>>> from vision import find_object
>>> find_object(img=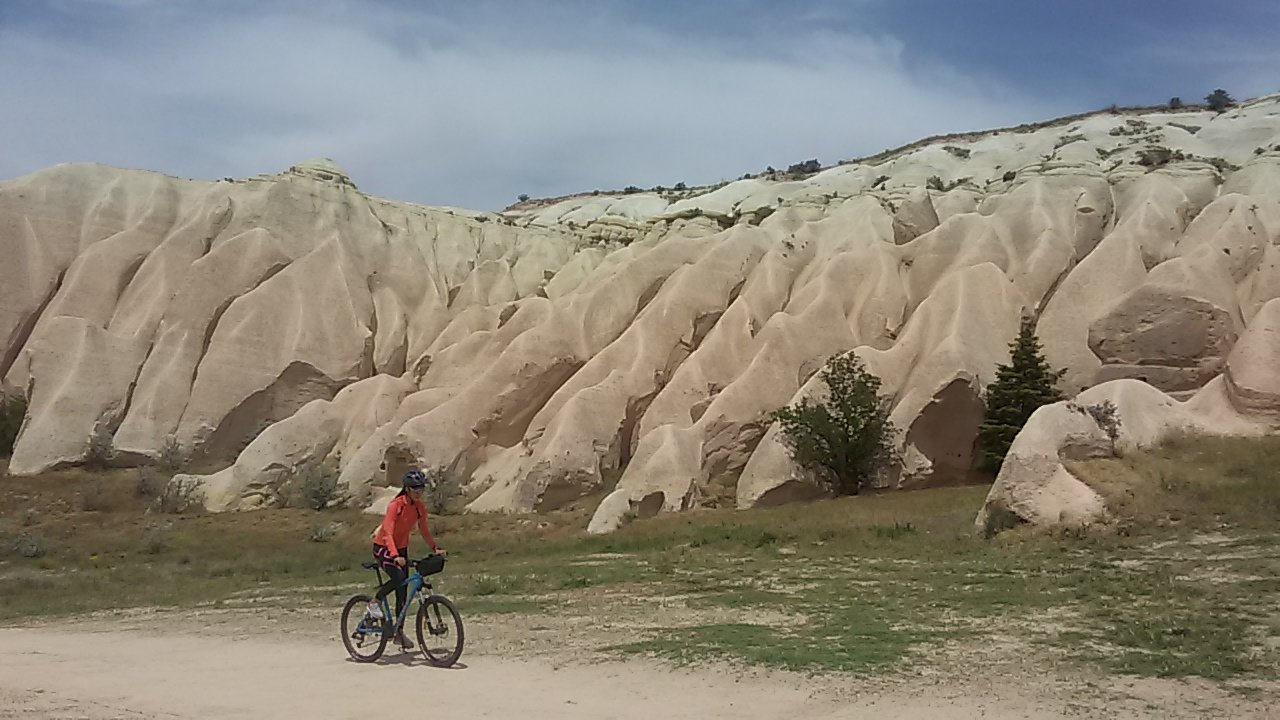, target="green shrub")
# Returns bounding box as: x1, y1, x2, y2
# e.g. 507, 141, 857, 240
1204, 89, 1234, 113
1082, 400, 1121, 455
978, 319, 1065, 474
772, 353, 896, 496
279, 458, 341, 510
786, 159, 821, 176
